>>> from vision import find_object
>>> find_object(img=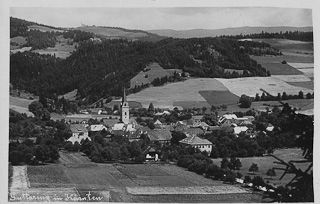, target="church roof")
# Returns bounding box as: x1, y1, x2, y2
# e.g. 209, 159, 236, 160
179, 135, 212, 145
122, 88, 127, 103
